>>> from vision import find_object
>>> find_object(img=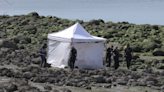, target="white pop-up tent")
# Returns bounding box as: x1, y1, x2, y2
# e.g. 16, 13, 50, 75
47, 22, 107, 69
